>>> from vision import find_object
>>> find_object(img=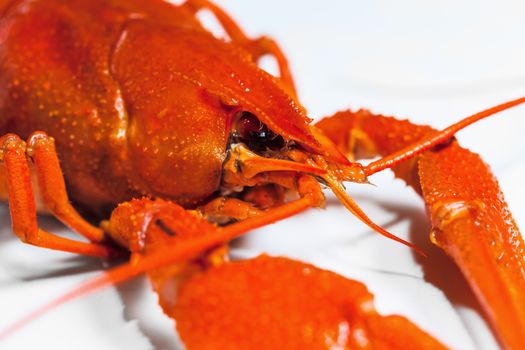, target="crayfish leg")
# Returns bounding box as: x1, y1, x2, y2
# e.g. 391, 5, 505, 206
181, 0, 298, 97
171, 255, 447, 349
0, 132, 115, 258
316, 109, 525, 349
200, 197, 263, 223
